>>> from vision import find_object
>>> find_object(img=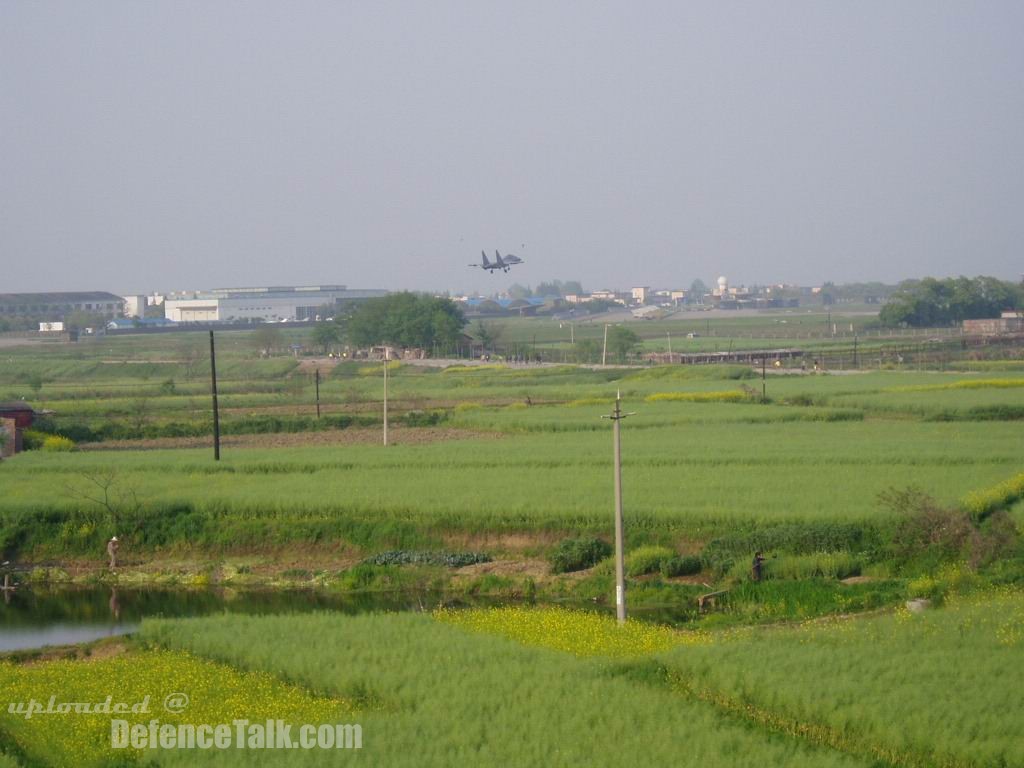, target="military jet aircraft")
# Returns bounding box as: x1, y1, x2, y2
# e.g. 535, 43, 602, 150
468, 250, 524, 273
